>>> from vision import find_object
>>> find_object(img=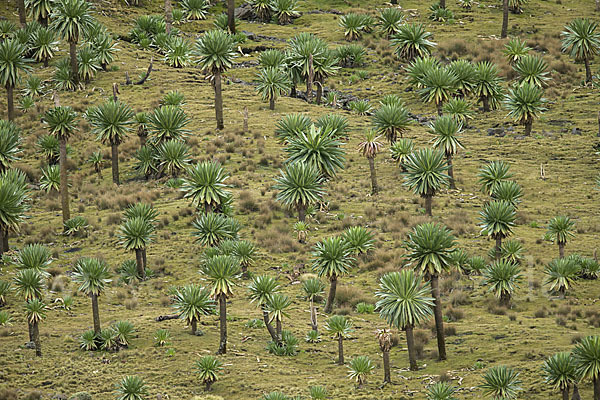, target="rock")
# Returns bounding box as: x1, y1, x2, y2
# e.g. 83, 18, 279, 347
25, 341, 35, 349
514, 135, 527, 140
487, 127, 505, 136
52, 394, 67, 400
194, 329, 205, 336
572, 127, 582, 135
234, 3, 254, 20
